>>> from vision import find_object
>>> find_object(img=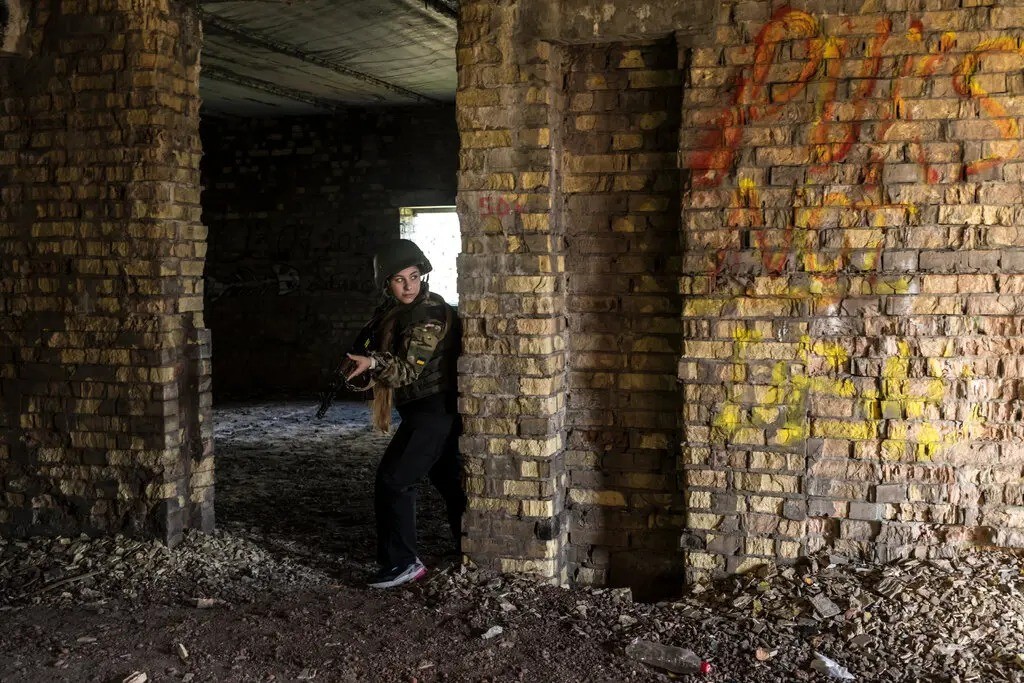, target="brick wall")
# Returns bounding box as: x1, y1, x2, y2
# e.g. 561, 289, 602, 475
458, 0, 1024, 591
200, 107, 458, 398
680, 0, 1024, 581
457, 0, 568, 582
0, 0, 211, 544
561, 40, 685, 599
